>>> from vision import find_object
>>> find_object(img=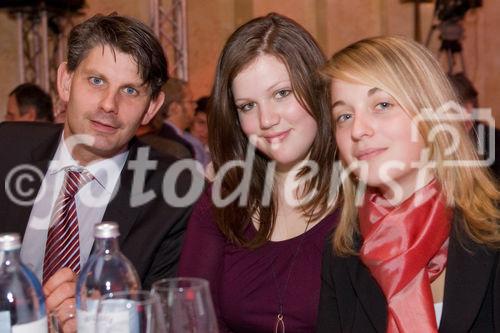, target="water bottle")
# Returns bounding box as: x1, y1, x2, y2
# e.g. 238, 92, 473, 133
0, 233, 47, 333
76, 222, 140, 332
